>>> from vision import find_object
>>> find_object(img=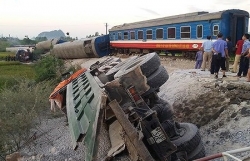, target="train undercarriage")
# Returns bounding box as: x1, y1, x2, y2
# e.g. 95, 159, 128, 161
111, 48, 197, 60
